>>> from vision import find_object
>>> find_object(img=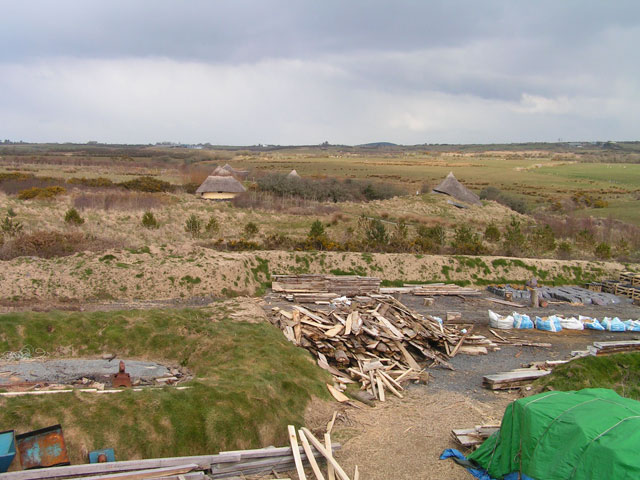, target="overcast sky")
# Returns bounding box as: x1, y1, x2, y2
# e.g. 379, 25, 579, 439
1, 1, 638, 145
